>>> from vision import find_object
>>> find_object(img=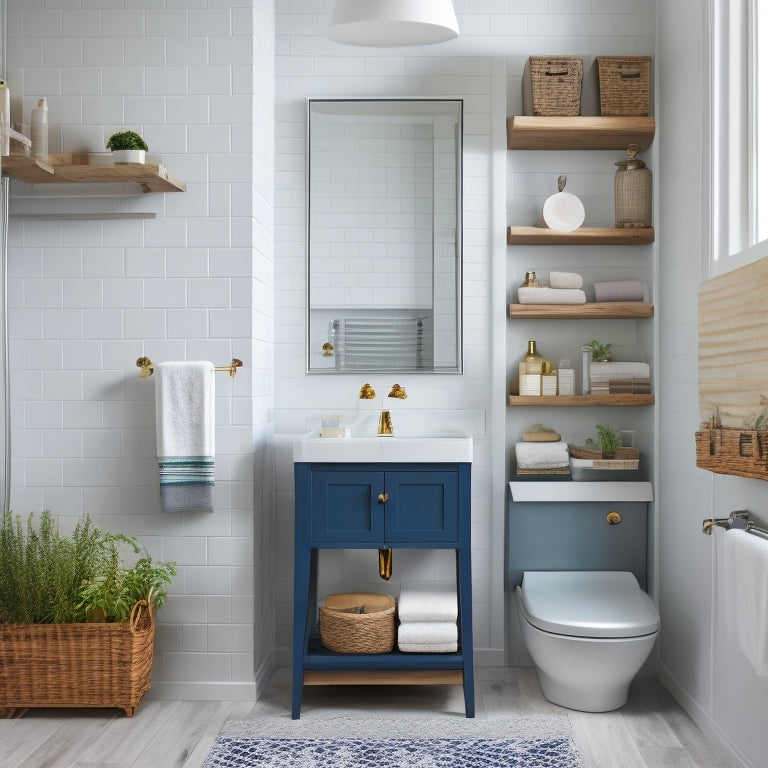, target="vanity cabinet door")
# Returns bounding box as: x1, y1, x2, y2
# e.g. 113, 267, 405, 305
385, 470, 460, 545
310, 469, 385, 544
307, 467, 460, 546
